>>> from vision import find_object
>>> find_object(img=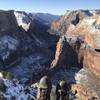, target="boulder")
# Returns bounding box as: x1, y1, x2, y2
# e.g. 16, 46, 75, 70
37, 75, 52, 100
